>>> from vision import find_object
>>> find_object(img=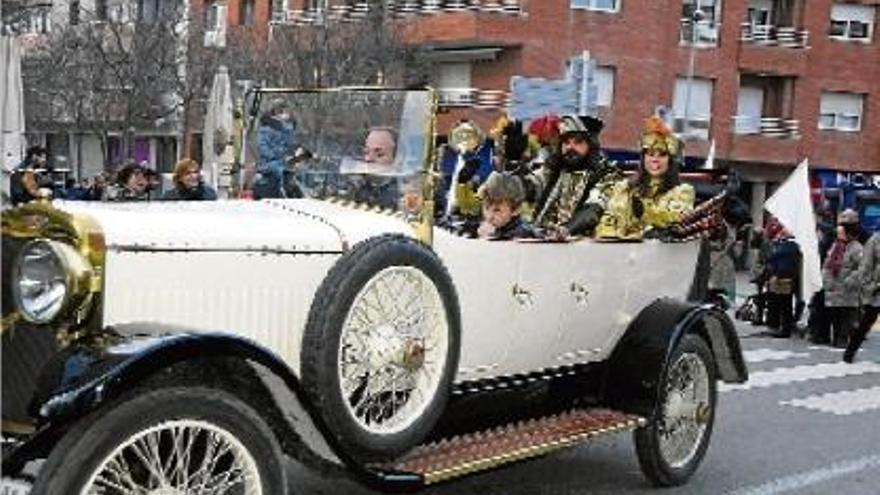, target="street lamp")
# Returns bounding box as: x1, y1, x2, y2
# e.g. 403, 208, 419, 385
682, 7, 706, 140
